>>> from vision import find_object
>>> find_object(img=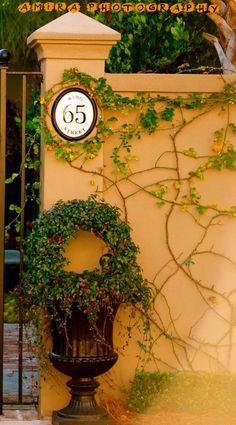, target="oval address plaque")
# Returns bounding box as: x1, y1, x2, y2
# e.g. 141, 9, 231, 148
51, 88, 98, 141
